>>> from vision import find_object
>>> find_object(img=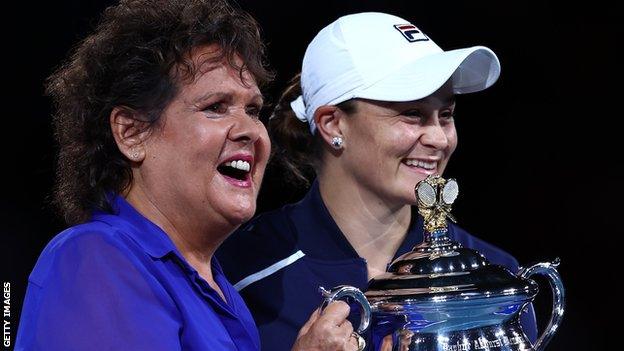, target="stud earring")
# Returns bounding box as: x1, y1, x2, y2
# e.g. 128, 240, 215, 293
331, 136, 344, 149
131, 151, 139, 159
